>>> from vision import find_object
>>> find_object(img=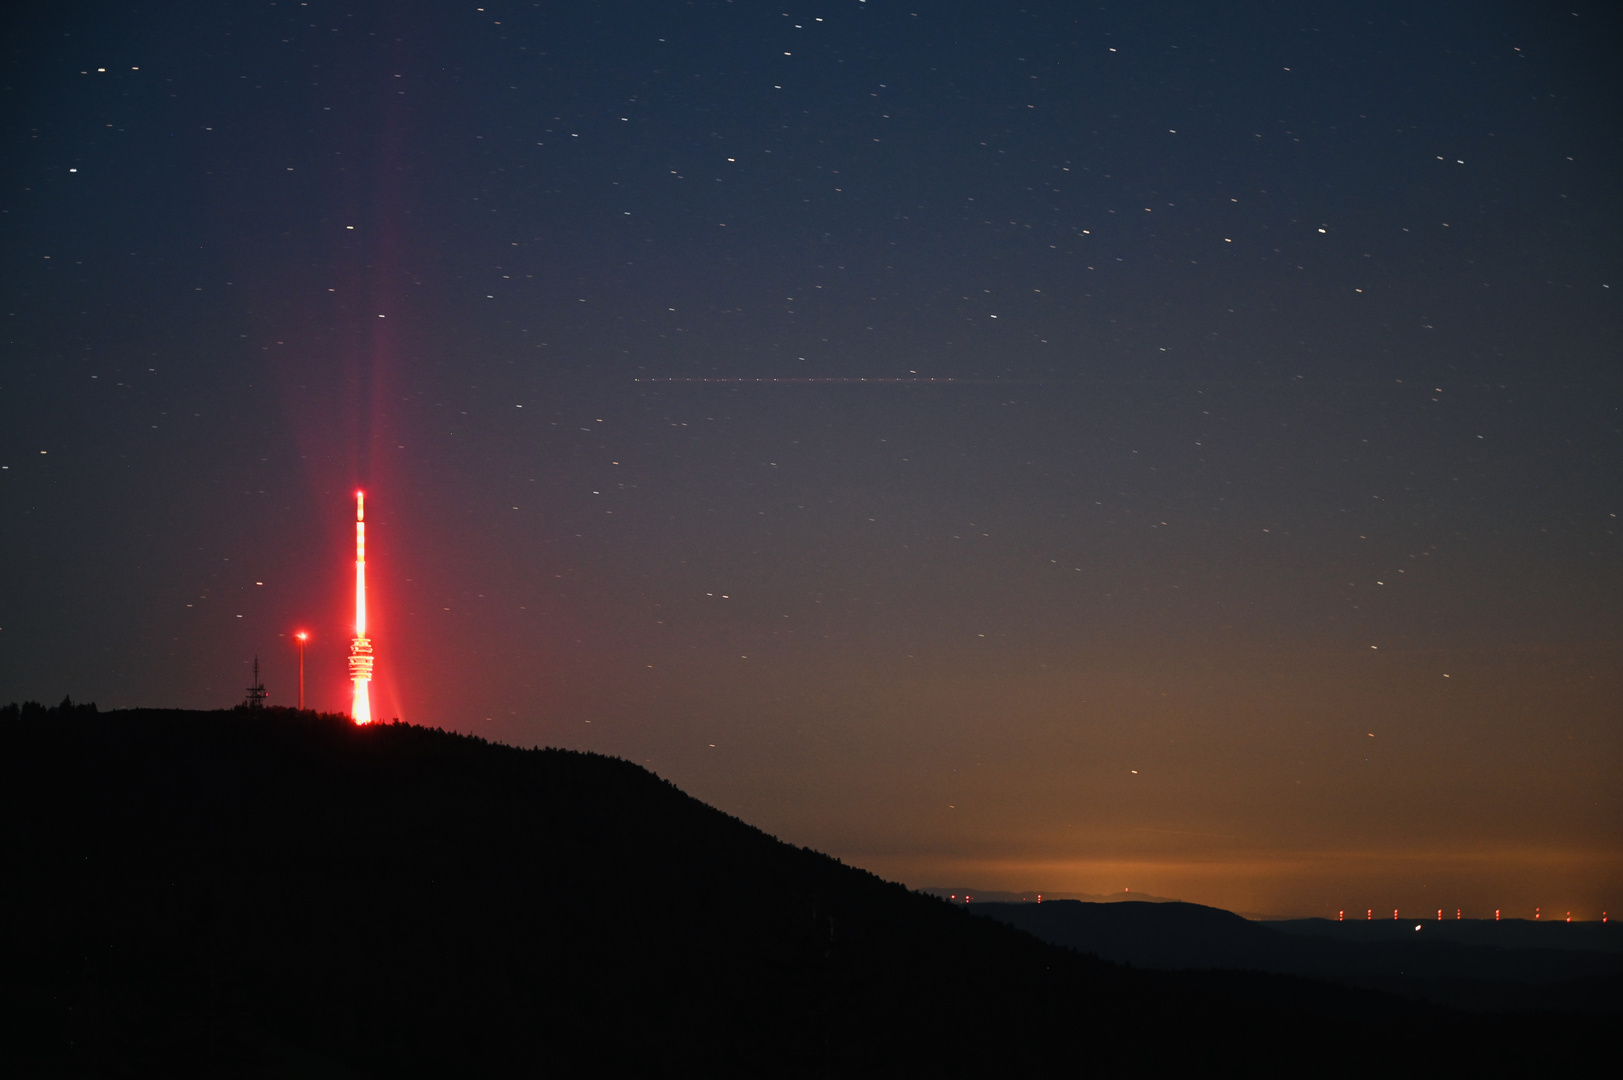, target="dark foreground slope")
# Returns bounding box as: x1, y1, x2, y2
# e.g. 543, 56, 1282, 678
0, 704, 1604, 1077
